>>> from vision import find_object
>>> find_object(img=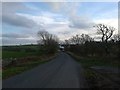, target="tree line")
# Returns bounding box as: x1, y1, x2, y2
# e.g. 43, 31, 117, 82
64, 24, 120, 59
37, 24, 120, 59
